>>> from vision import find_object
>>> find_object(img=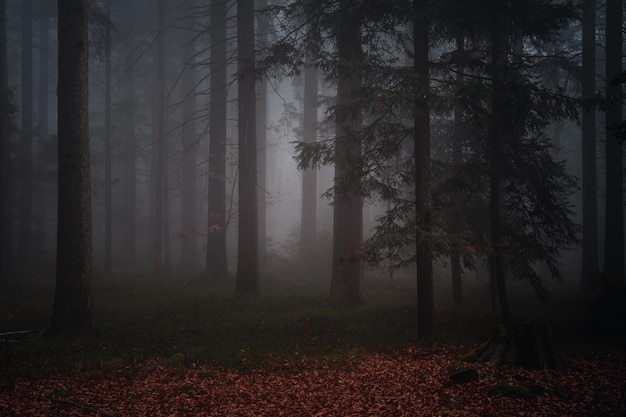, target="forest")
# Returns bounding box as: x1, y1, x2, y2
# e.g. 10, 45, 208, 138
0, 0, 625, 415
